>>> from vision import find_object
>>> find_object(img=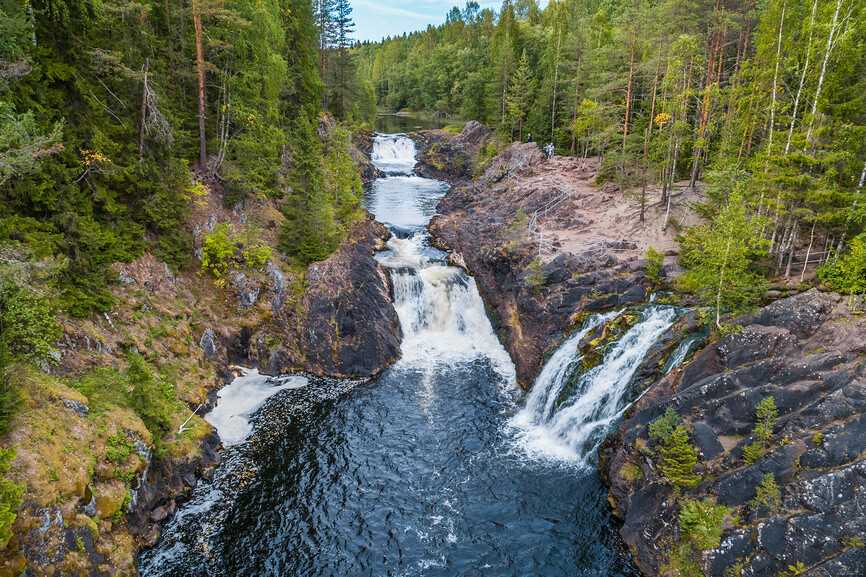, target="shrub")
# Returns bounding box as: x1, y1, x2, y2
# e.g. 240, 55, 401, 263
0, 448, 24, 550
752, 473, 781, 513
524, 257, 546, 290
201, 224, 237, 279
649, 409, 701, 488
105, 433, 134, 464
127, 352, 178, 440
242, 244, 272, 270
679, 498, 731, 551
744, 396, 777, 464
645, 246, 664, 285
818, 233, 866, 295
649, 407, 681, 443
